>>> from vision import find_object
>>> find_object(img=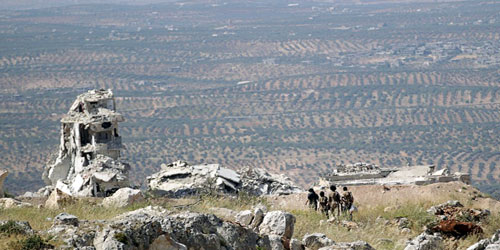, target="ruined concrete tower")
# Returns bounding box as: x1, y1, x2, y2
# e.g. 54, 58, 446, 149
43, 89, 130, 197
